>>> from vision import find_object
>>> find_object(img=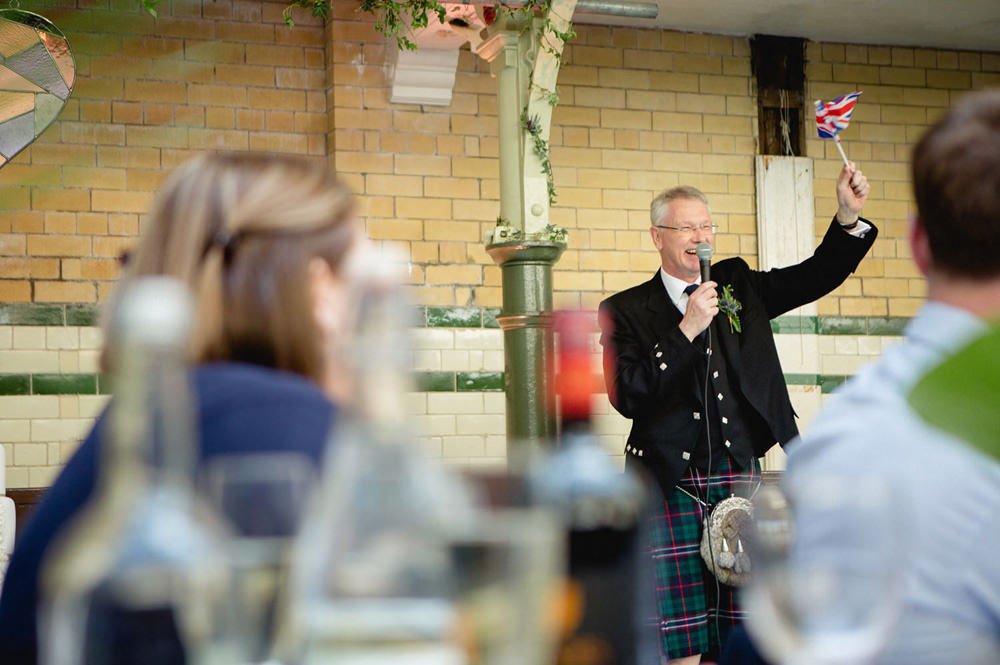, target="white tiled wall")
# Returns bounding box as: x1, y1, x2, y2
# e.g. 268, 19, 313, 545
0, 324, 906, 487
0, 394, 104, 488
